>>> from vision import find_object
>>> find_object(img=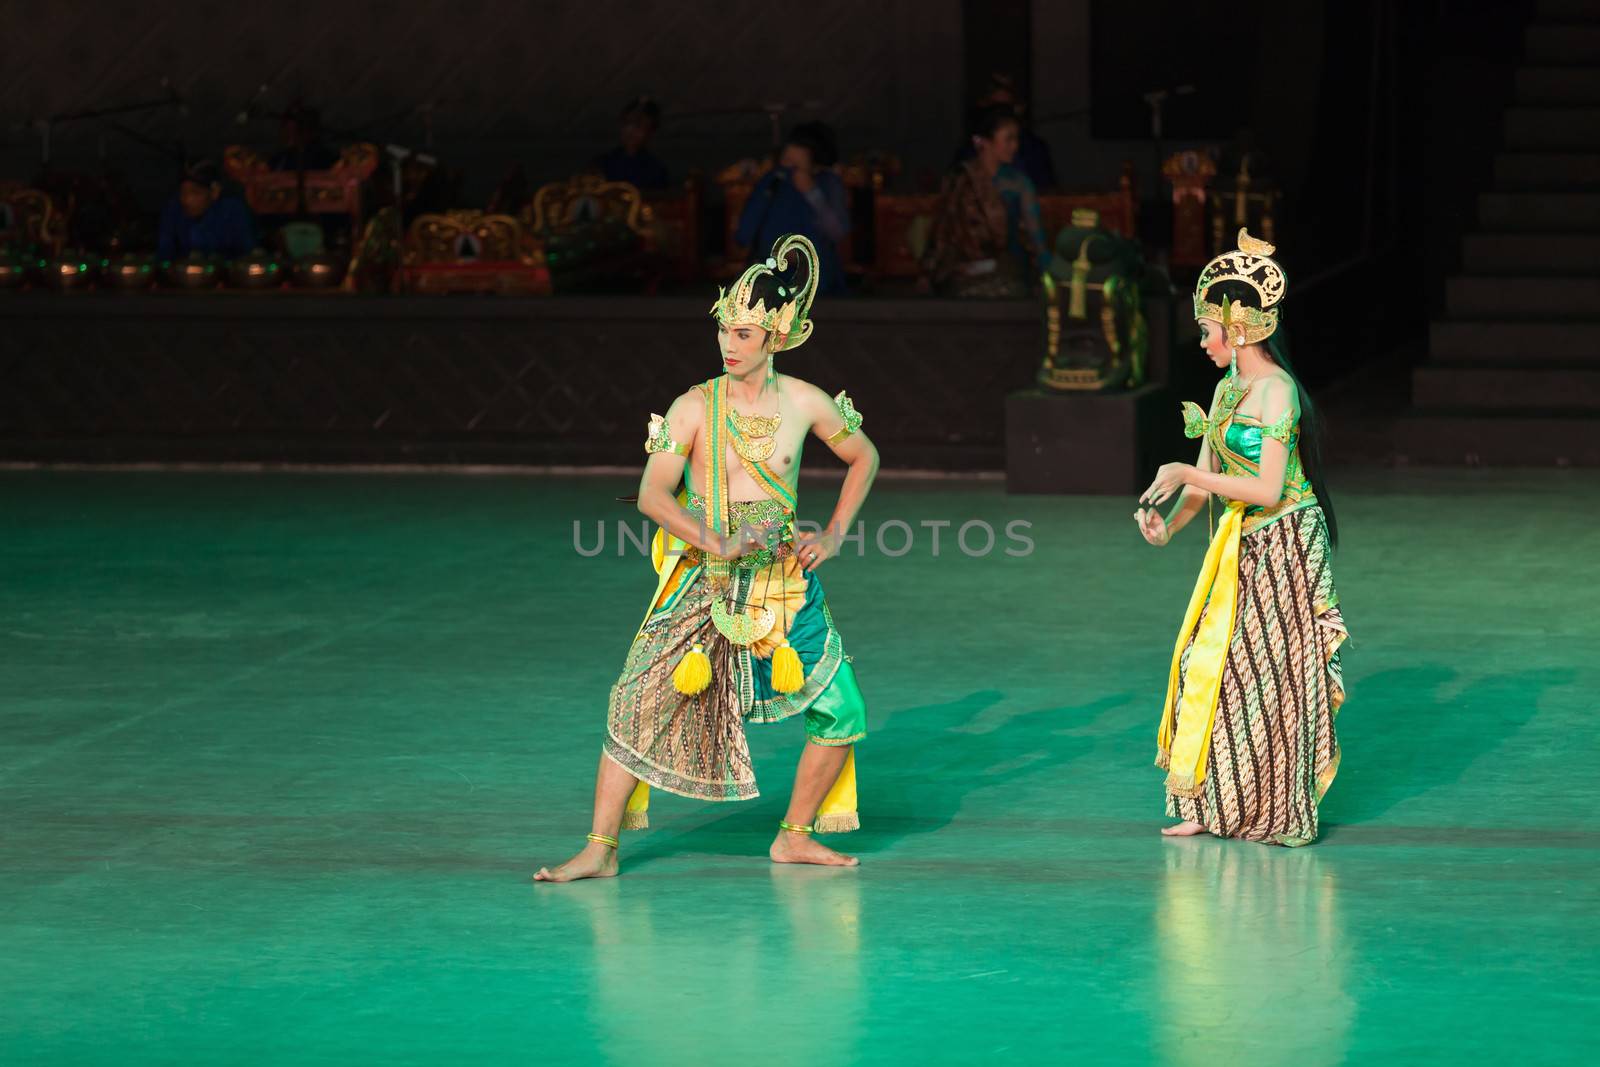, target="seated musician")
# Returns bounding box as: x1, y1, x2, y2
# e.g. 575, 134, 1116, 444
594, 96, 671, 192
735, 122, 850, 295
922, 105, 1052, 298
268, 102, 340, 173
156, 160, 257, 261
949, 74, 1059, 192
